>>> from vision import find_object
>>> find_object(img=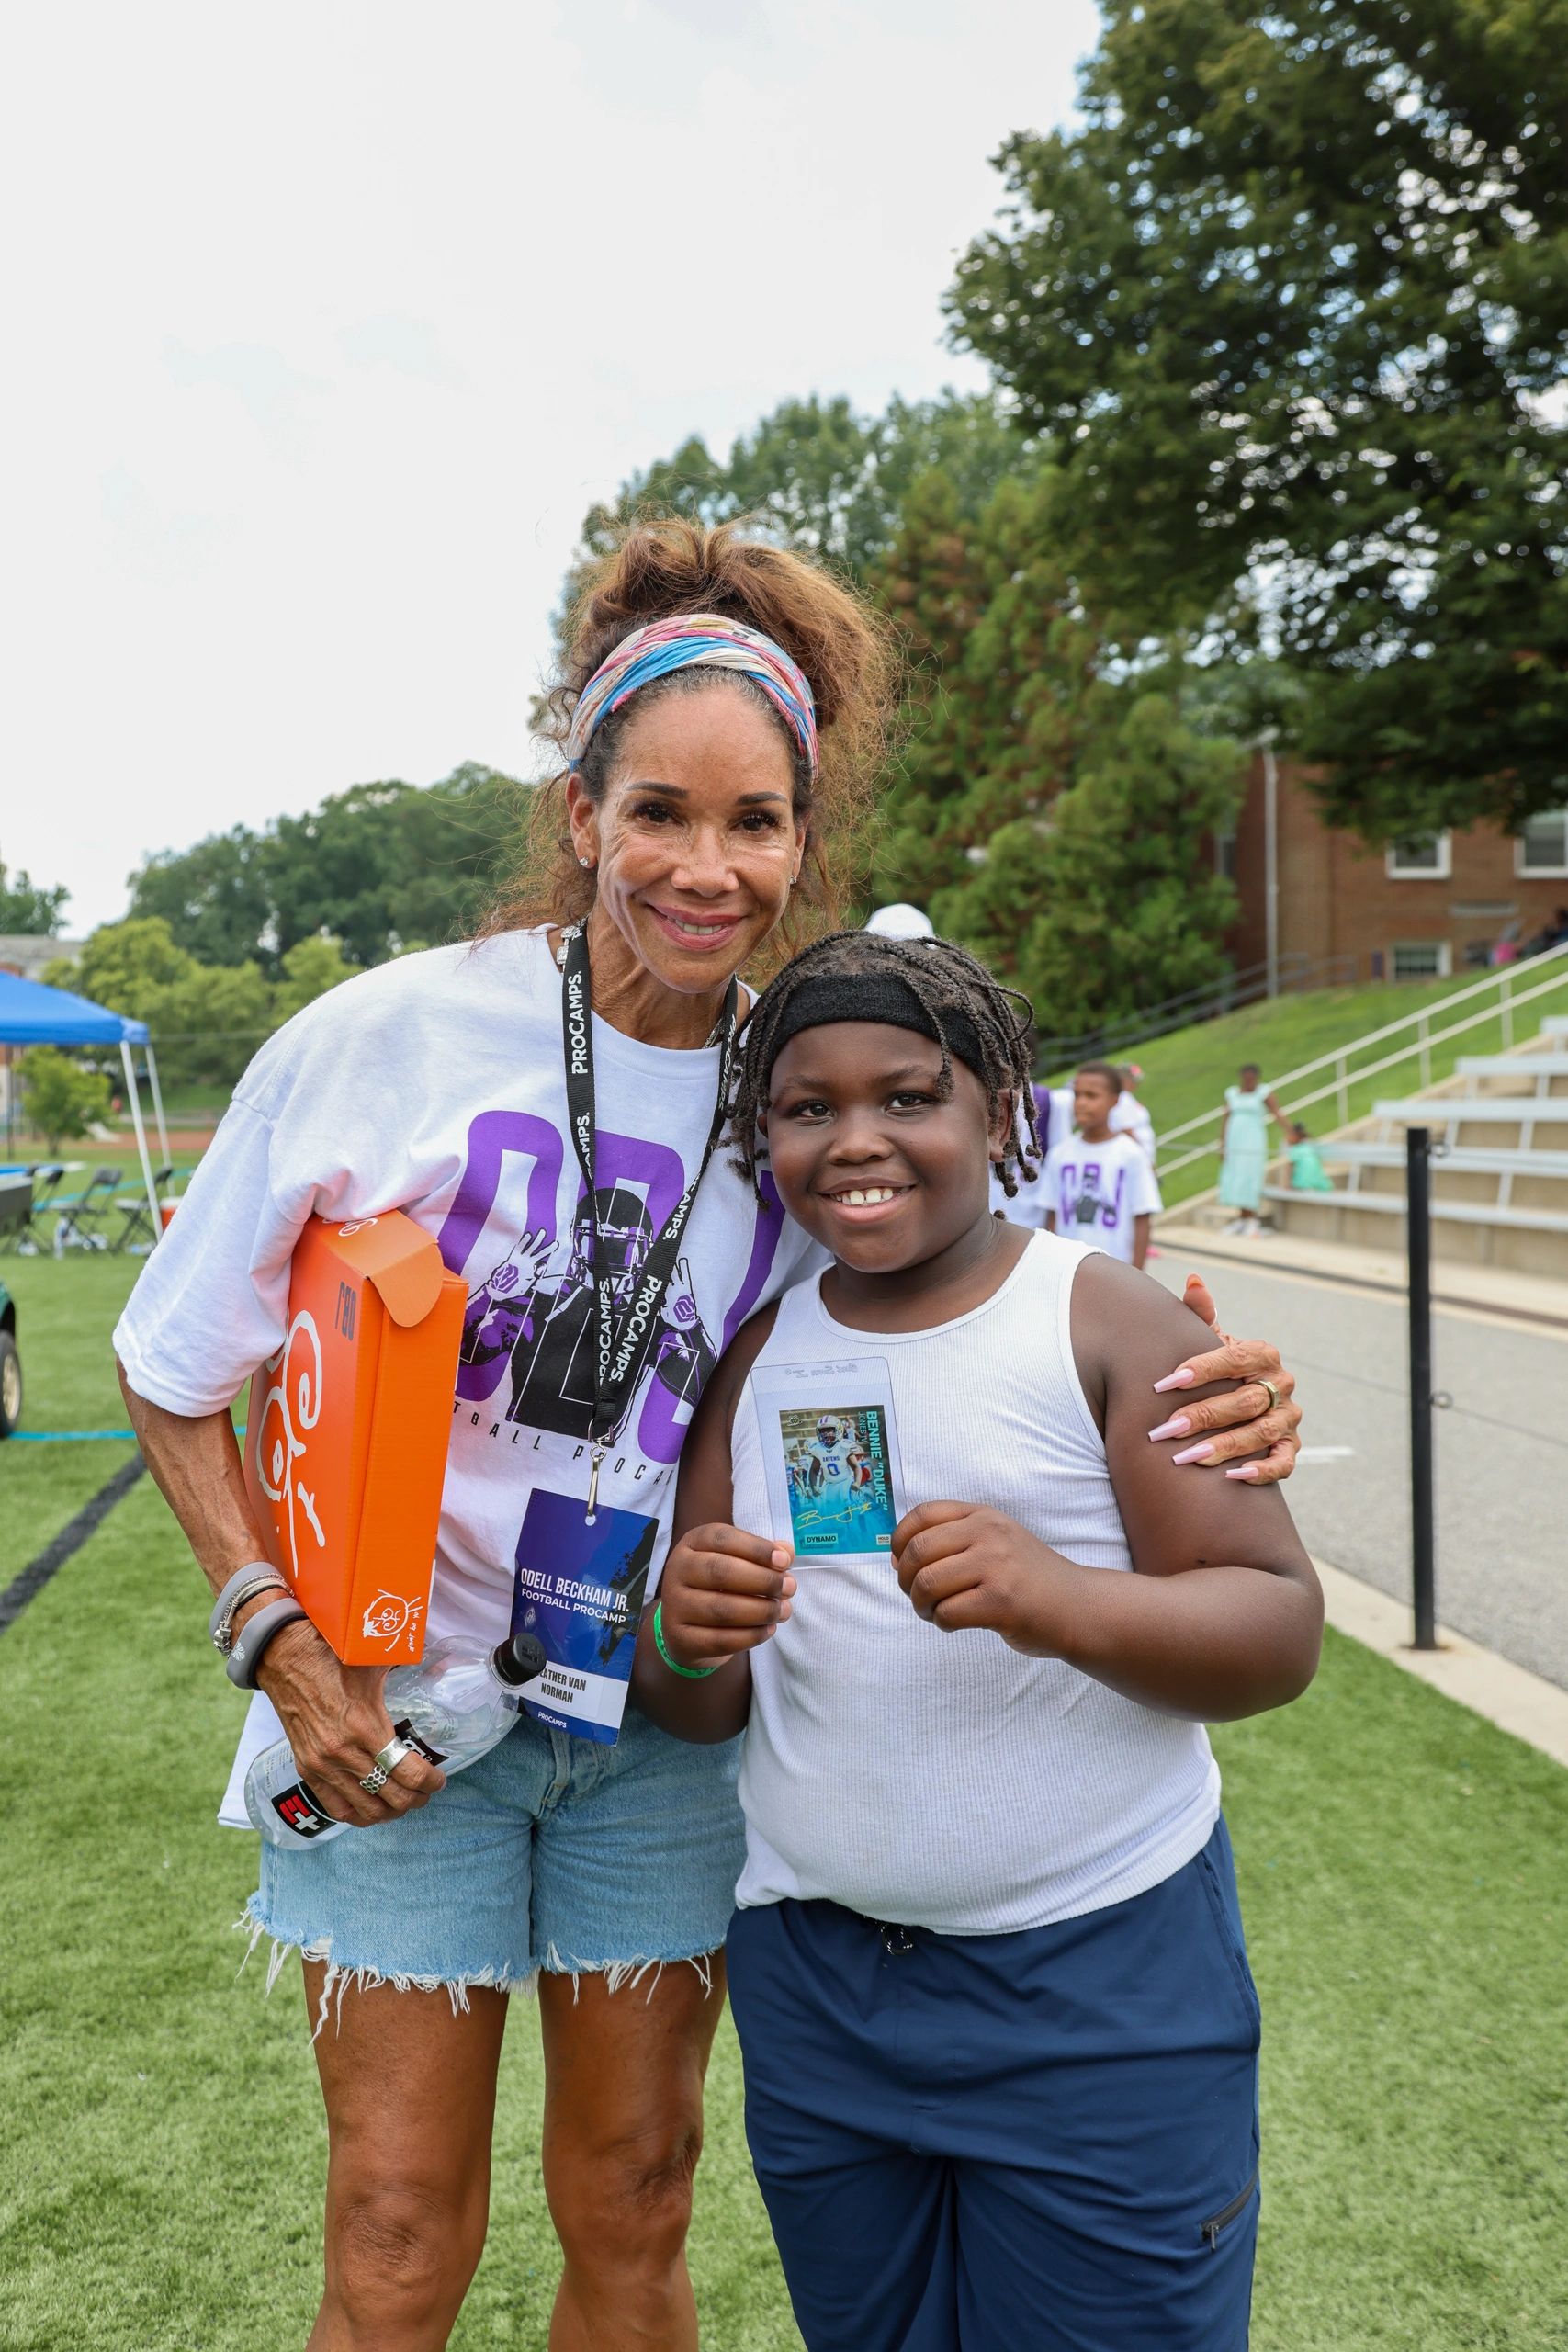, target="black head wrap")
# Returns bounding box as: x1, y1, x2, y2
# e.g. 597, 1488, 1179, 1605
759, 969, 987, 1087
